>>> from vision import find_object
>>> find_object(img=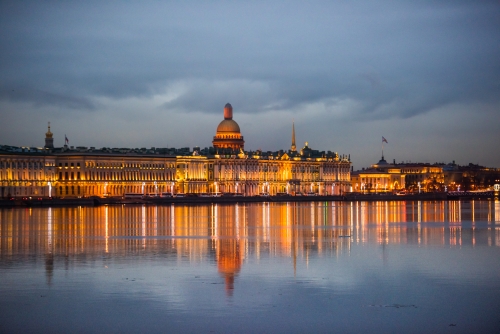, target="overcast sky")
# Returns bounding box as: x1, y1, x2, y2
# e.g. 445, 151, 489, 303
1, 1, 499, 169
